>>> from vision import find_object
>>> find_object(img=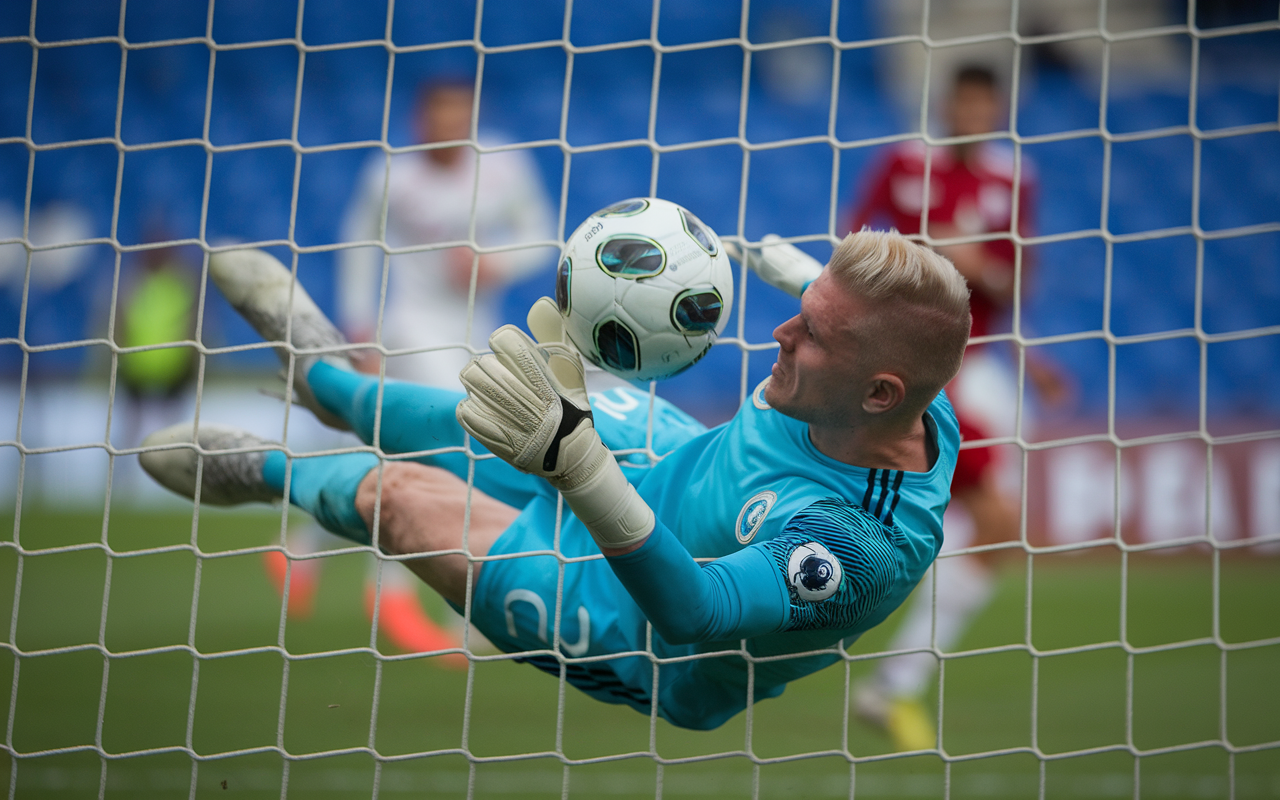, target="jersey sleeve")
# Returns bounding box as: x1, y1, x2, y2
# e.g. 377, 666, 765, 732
757, 497, 902, 632
605, 497, 904, 644
605, 521, 789, 645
